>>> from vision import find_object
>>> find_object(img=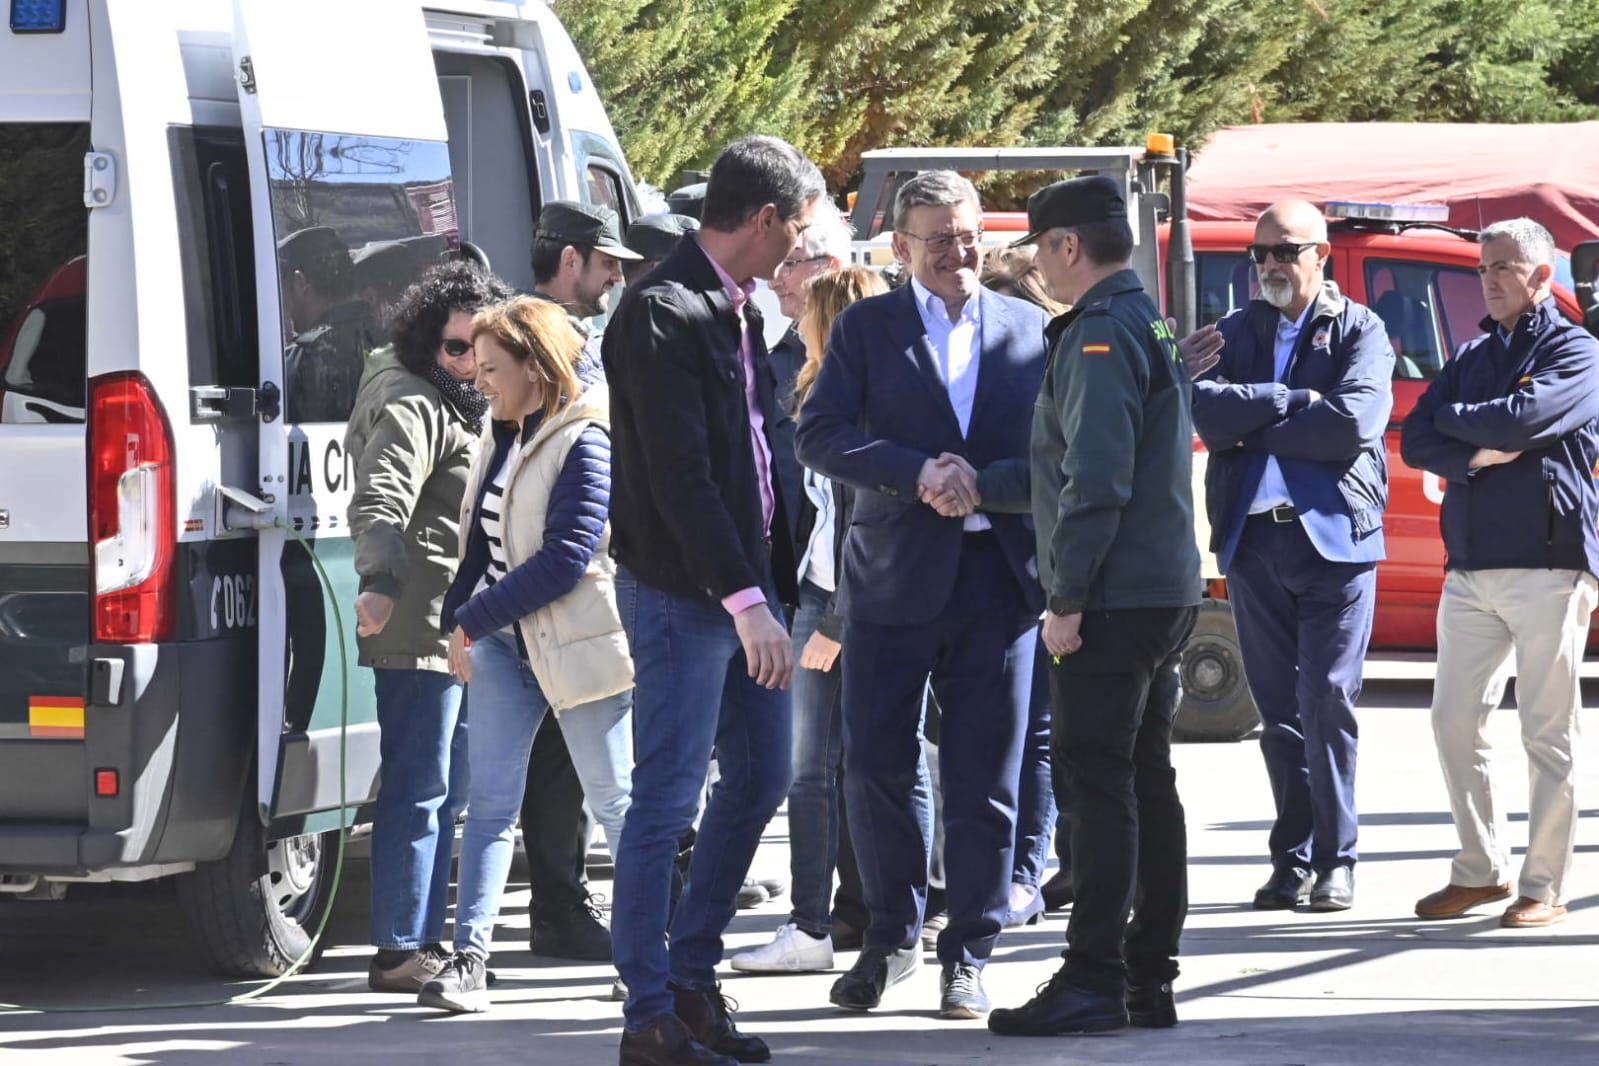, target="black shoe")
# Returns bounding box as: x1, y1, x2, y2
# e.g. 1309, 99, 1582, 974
417, 951, 489, 1014
1126, 977, 1177, 1028
1252, 866, 1314, 910
619, 1014, 737, 1066
940, 962, 990, 1019
1041, 868, 1075, 911
830, 919, 865, 952
735, 878, 769, 909
672, 983, 770, 1063
829, 944, 920, 1011
531, 895, 613, 961
988, 967, 1128, 1037
1309, 865, 1355, 912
